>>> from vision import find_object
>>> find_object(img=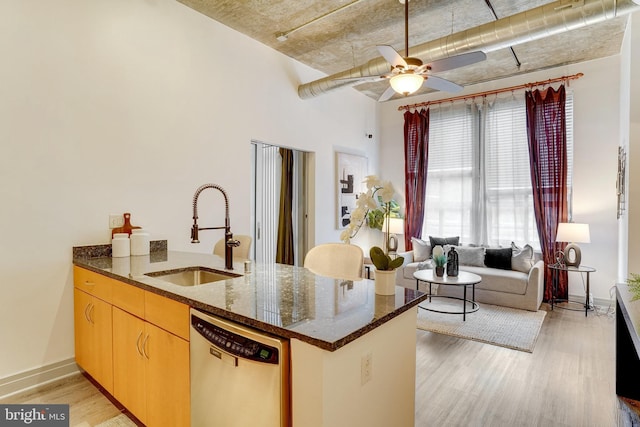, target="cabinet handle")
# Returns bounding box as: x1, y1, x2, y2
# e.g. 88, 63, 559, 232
135, 331, 144, 356
142, 334, 150, 359
84, 304, 91, 322
88, 304, 95, 324
83, 280, 95, 286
